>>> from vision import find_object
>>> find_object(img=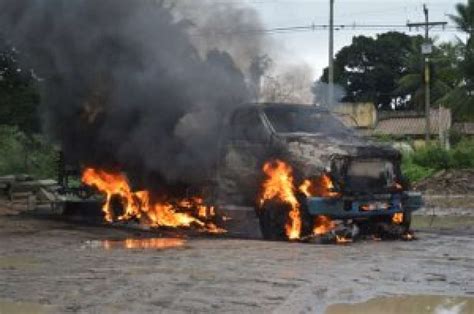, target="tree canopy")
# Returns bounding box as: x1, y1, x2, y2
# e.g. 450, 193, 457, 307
0, 41, 40, 133
396, 41, 463, 112
441, 0, 474, 121
315, 32, 422, 110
